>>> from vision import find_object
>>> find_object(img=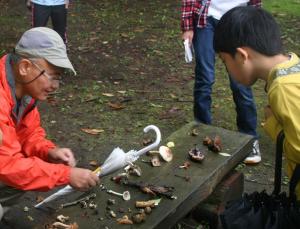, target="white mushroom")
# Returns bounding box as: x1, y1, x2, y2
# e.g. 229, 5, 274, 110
159, 146, 173, 162
57, 215, 69, 223
52, 222, 78, 229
